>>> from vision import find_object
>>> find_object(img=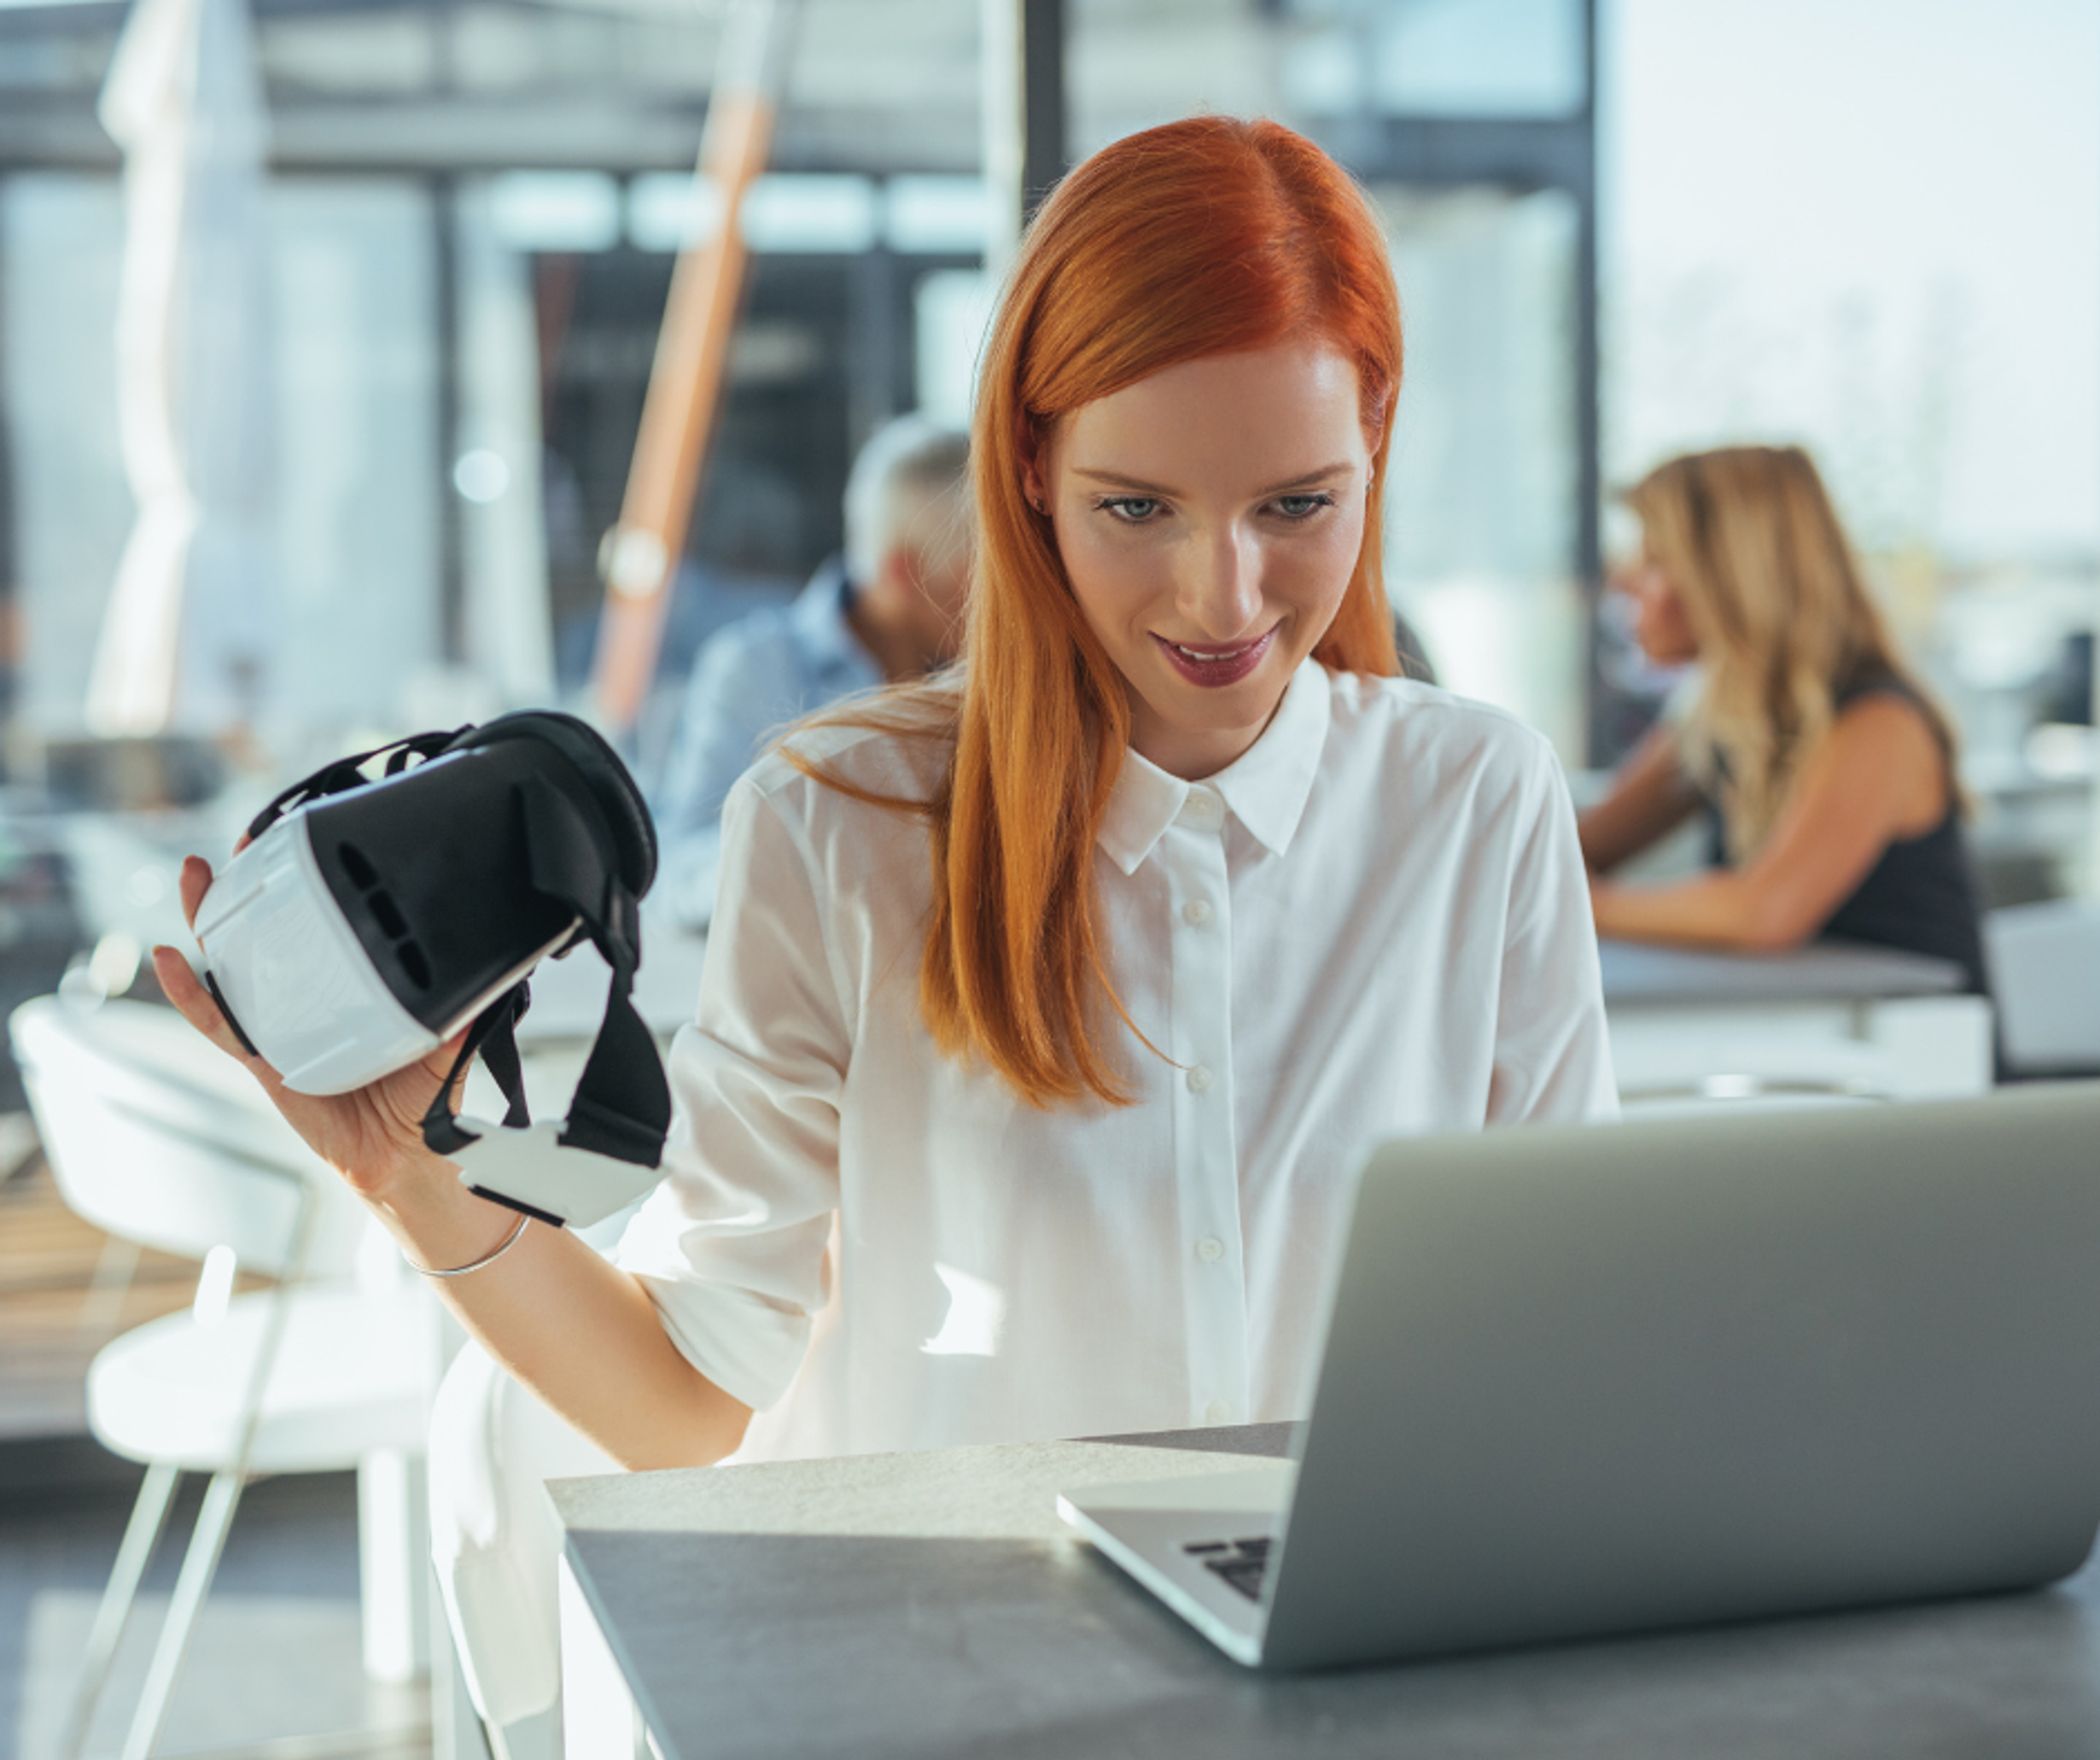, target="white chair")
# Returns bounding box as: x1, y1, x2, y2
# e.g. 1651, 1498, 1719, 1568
429, 1341, 619, 1760
10, 995, 440, 1760
1986, 899, 2100, 1075
422, 1011, 652, 1760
